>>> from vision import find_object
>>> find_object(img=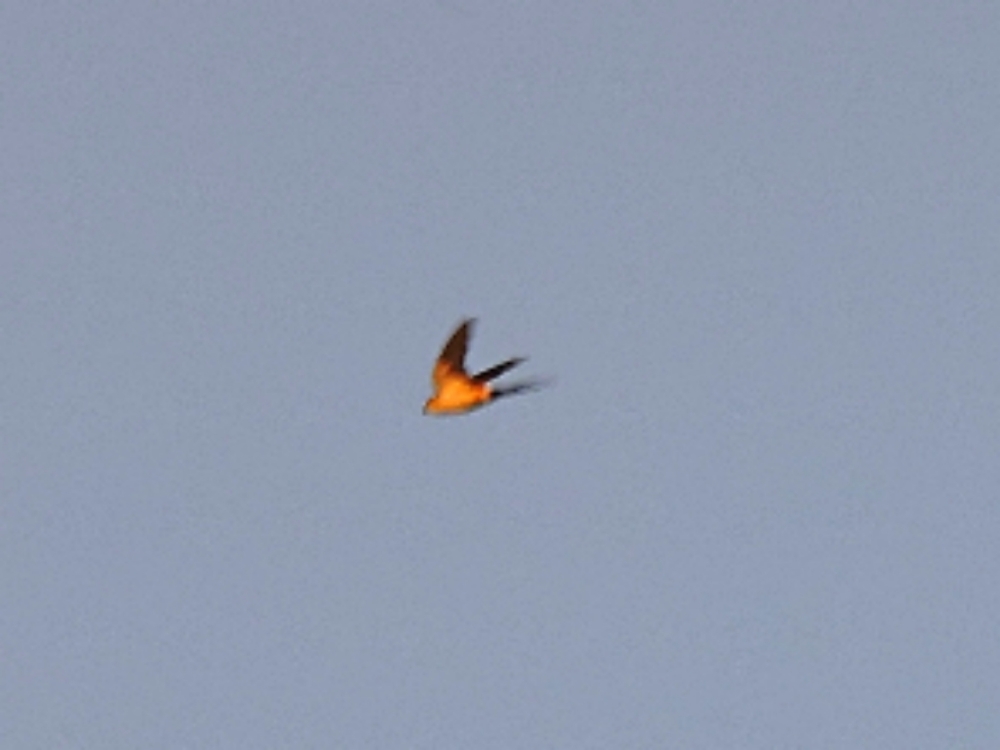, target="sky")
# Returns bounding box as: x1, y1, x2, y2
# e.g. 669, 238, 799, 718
3, 1, 999, 748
